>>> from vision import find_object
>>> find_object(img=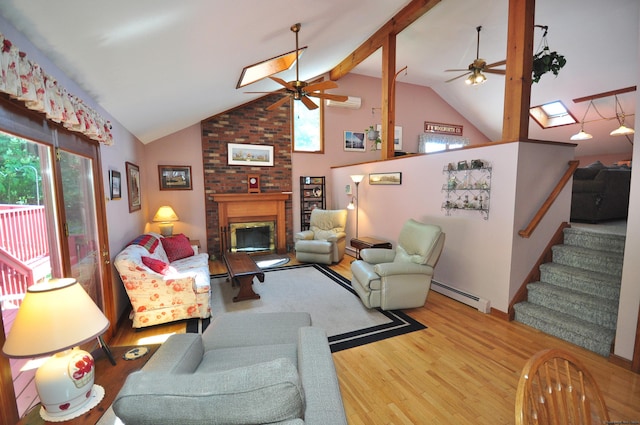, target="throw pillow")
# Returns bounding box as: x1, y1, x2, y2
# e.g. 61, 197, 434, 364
141, 256, 170, 275
160, 233, 194, 262
128, 234, 159, 253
